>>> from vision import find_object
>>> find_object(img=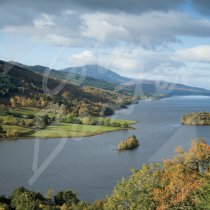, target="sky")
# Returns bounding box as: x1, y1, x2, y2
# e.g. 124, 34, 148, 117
1, 0, 210, 88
